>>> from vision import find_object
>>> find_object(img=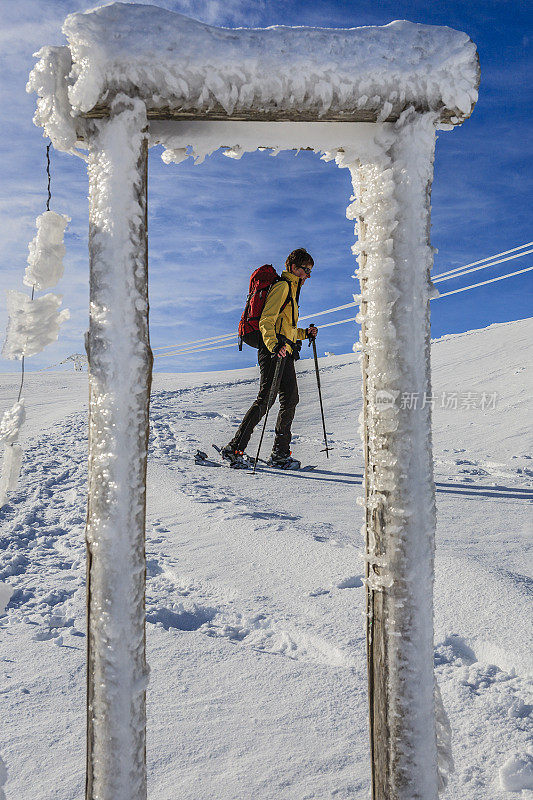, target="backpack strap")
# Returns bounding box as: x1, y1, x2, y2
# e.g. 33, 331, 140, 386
277, 278, 296, 326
